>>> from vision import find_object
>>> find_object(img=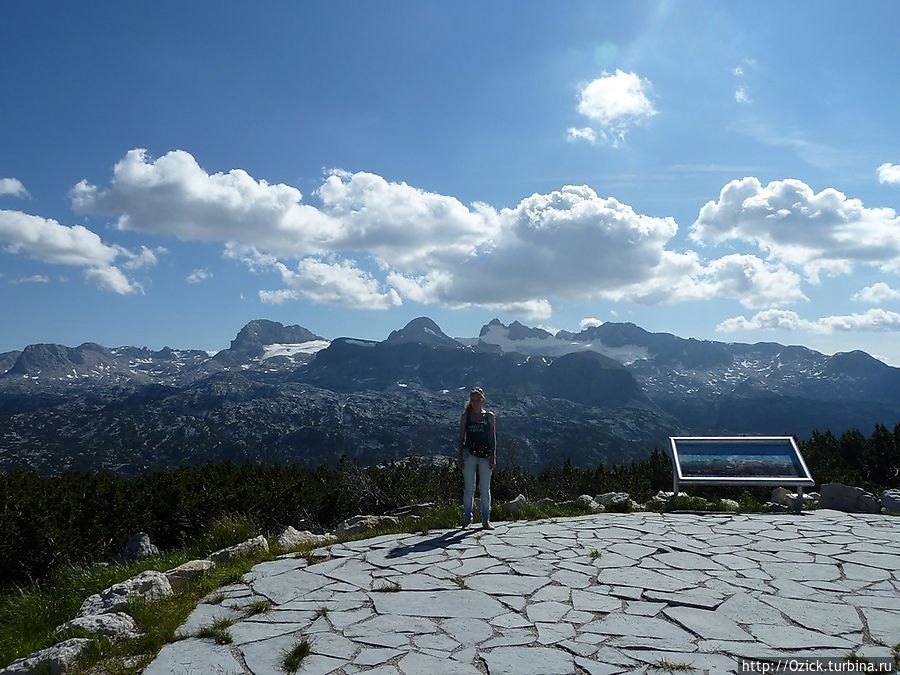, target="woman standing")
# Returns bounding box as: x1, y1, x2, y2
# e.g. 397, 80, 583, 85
458, 387, 497, 529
